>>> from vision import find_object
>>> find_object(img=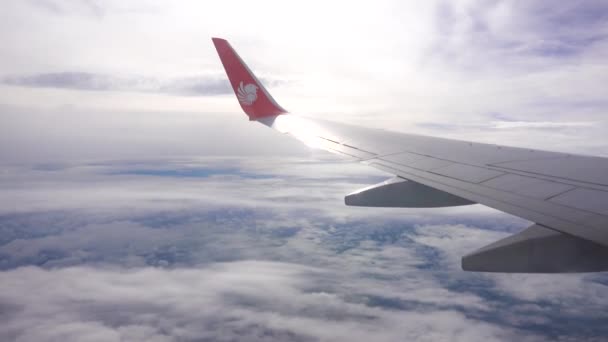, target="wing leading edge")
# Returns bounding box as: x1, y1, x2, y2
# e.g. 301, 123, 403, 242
212, 37, 608, 273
